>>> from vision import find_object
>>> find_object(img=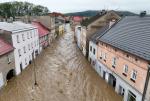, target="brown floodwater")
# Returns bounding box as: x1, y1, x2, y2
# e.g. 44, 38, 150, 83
0, 26, 122, 101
